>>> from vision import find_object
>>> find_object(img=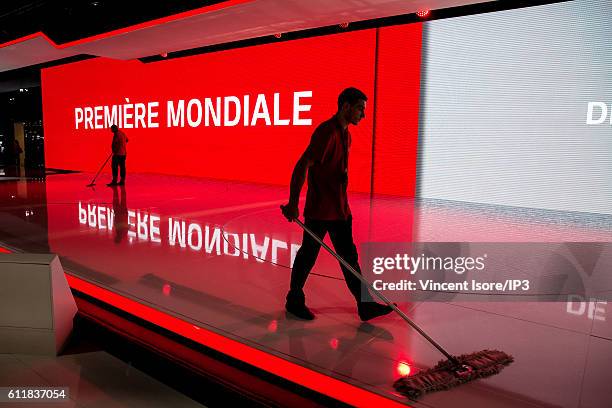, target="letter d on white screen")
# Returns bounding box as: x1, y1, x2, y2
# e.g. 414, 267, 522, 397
586, 102, 607, 125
